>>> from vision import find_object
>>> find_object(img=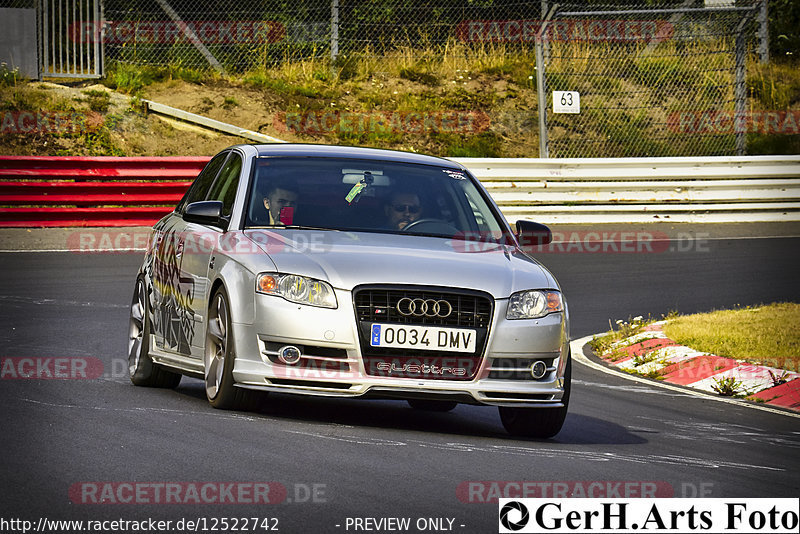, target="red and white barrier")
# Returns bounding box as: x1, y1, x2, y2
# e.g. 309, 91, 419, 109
0, 156, 209, 227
